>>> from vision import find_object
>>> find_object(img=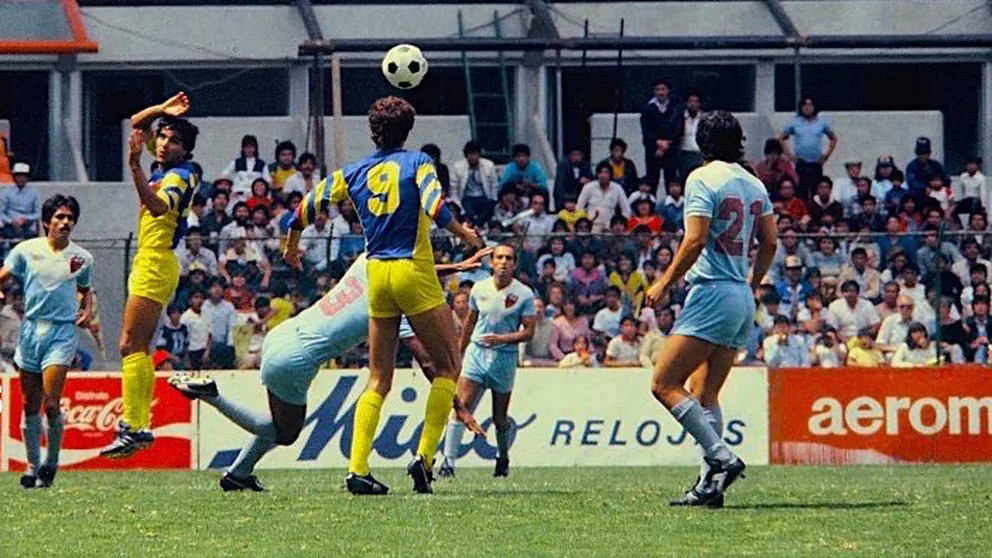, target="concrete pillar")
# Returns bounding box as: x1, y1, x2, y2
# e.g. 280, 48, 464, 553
753, 61, 777, 155
982, 61, 992, 173
288, 63, 310, 119
48, 70, 64, 181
